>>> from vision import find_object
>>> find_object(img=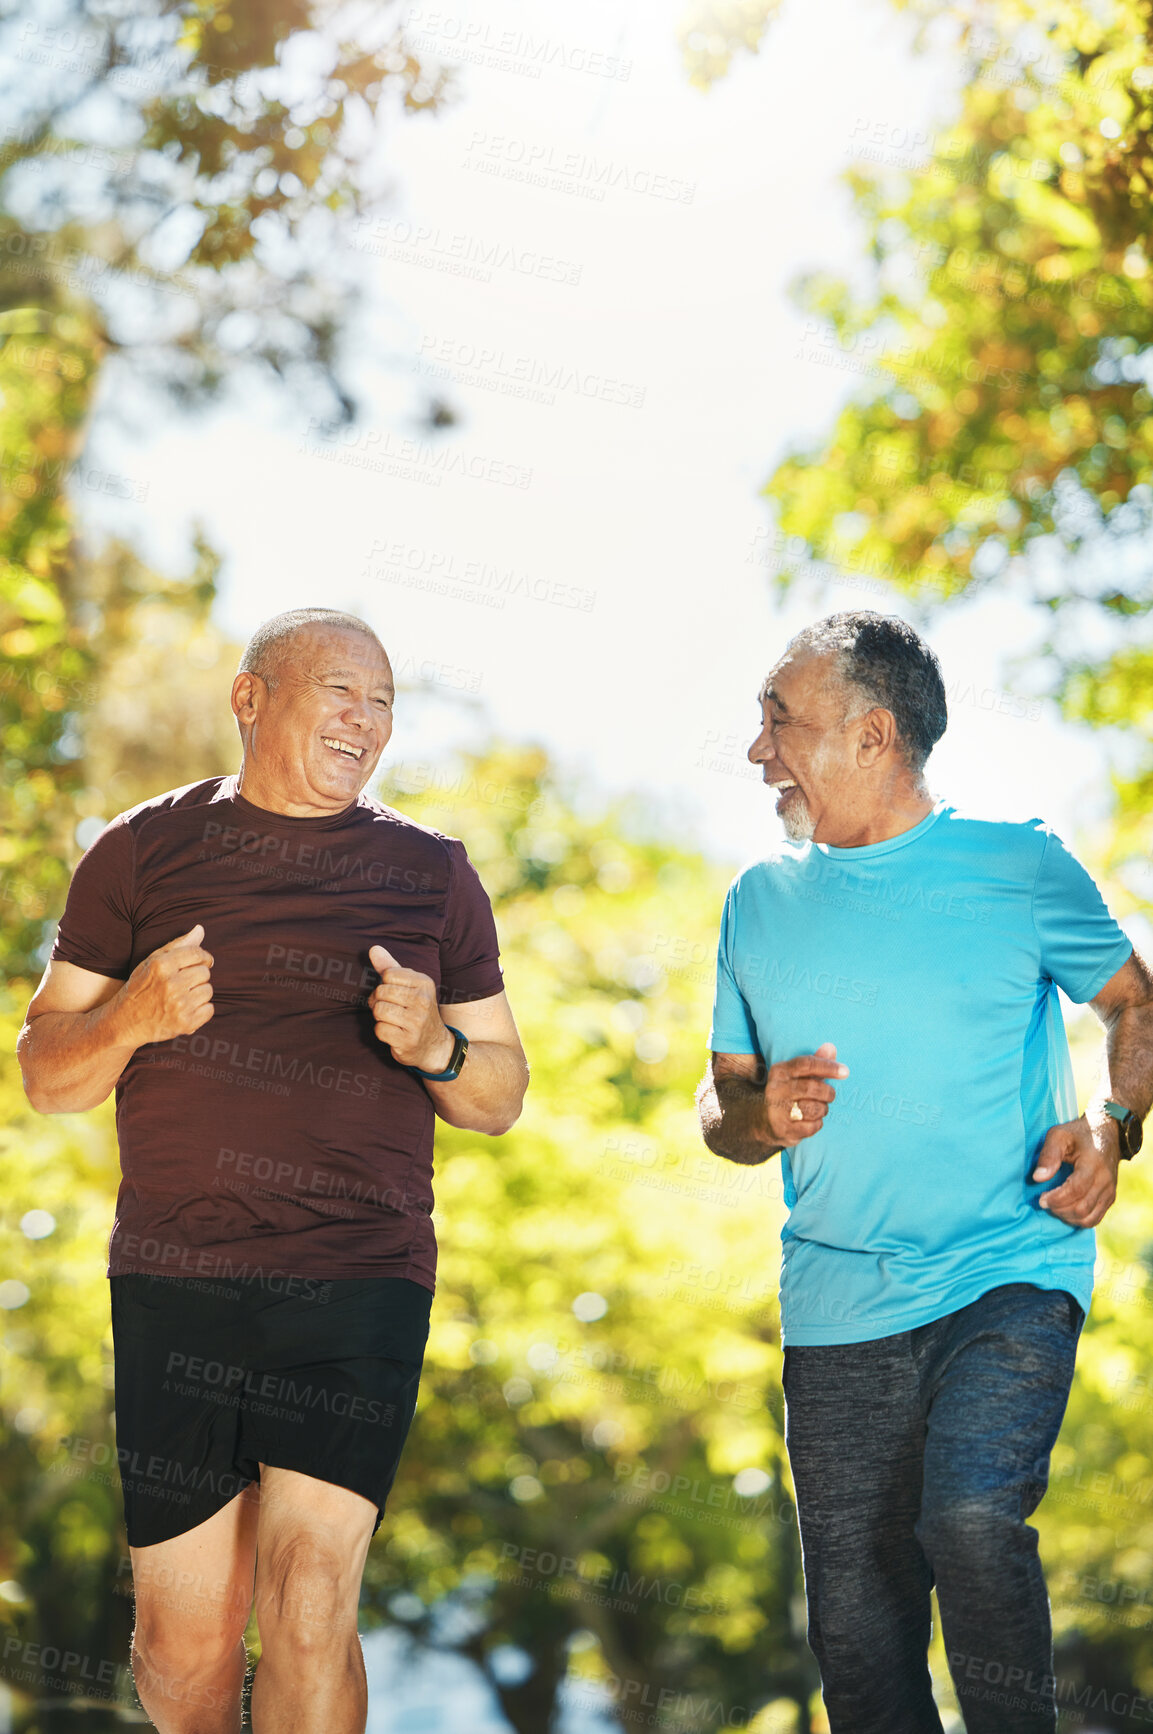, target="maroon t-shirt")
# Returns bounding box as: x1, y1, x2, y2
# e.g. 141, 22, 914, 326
51, 776, 504, 1289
